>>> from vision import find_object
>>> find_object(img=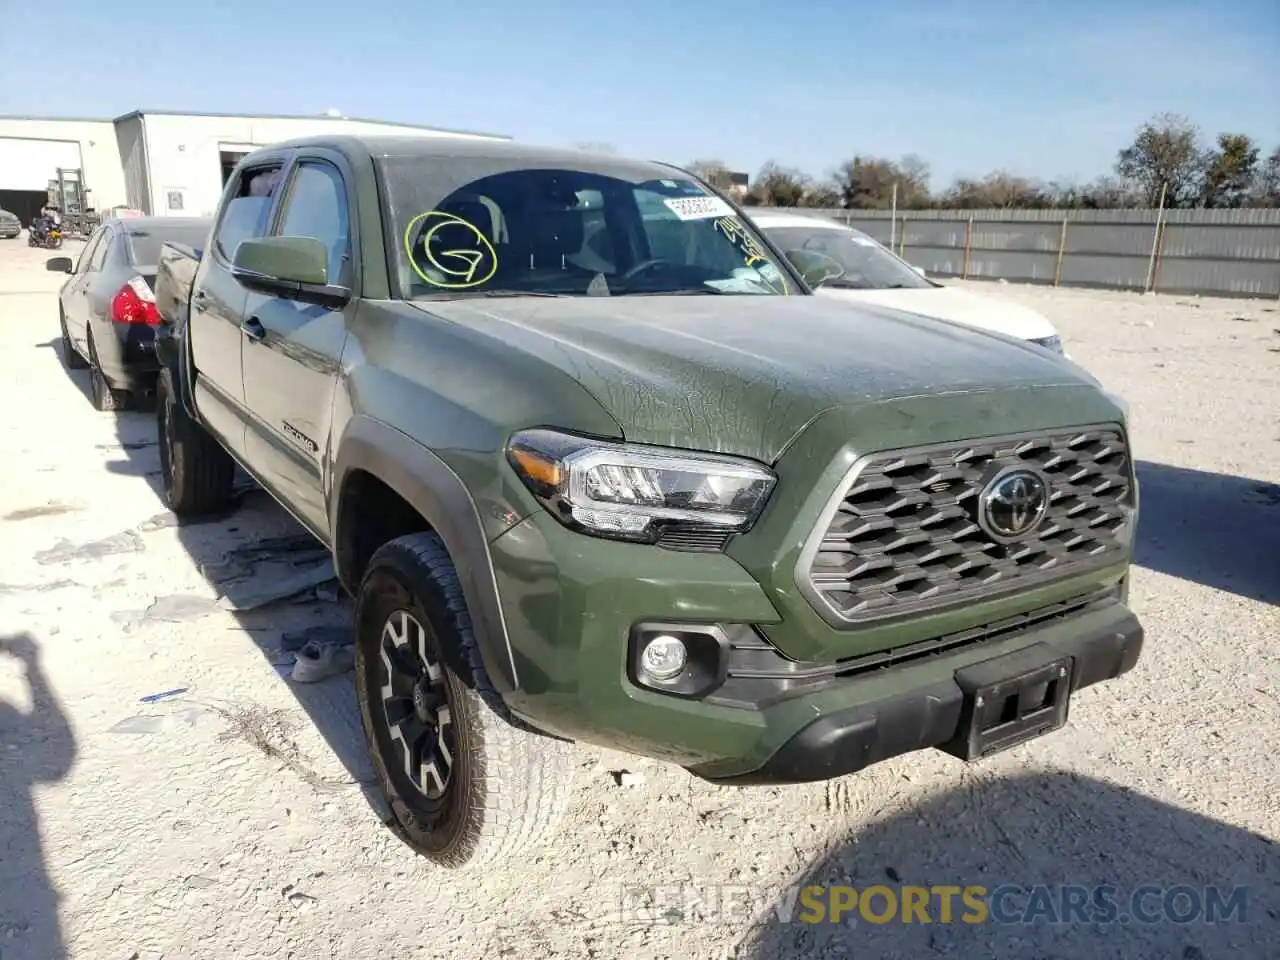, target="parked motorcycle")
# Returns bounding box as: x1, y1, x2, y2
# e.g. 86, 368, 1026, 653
27, 218, 63, 249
